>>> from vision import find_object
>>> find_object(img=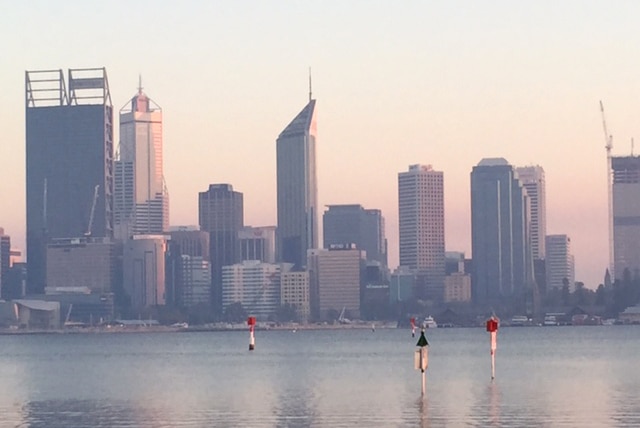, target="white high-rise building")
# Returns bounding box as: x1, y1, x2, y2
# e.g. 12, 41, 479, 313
115, 83, 169, 240
221, 260, 280, 320
398, 164, 445, 301
516, 166, 546, 260
545, 235, 575, 292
